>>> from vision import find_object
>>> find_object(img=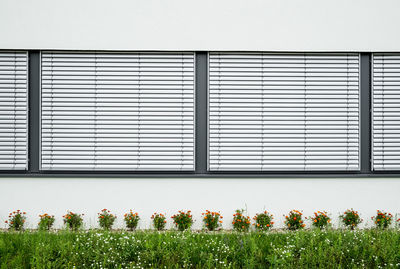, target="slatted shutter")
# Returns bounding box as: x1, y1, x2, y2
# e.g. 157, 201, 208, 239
372, 54, 400, 170
209, 53, 360, 171
41, 52, 194, 171
0, 52, 28, 170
